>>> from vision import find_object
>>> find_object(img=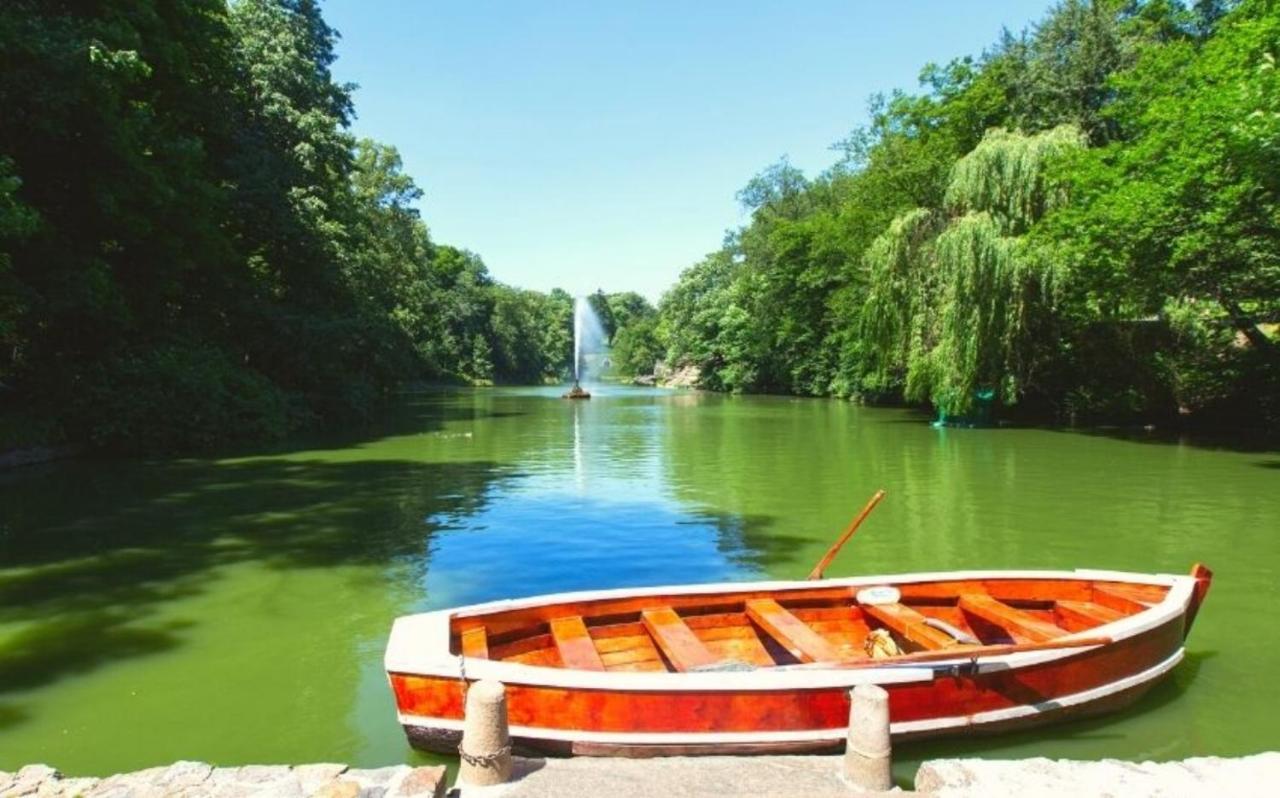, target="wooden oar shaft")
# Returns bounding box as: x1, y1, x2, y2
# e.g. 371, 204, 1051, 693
806, 489, 886, 580
800, 635, 1114, 670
